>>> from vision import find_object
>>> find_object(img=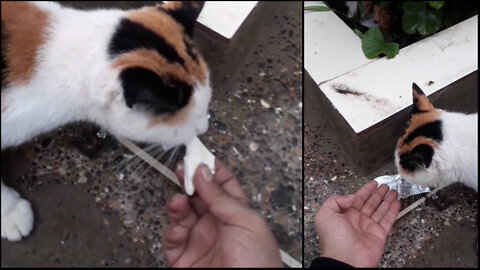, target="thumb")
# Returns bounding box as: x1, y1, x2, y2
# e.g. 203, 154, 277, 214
194, 164, 253, 225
